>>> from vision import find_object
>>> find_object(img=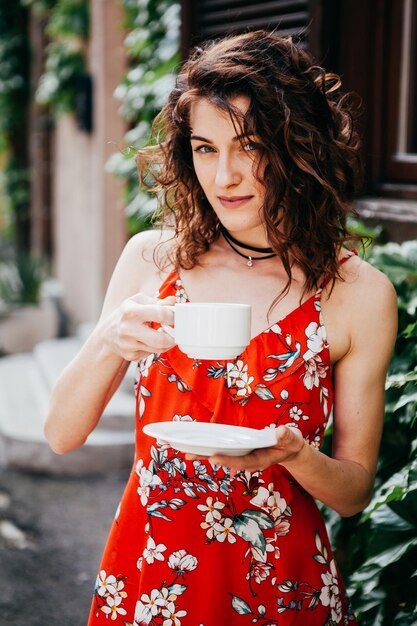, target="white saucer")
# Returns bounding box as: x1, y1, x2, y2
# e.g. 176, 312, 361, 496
142, 421, 277, 456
